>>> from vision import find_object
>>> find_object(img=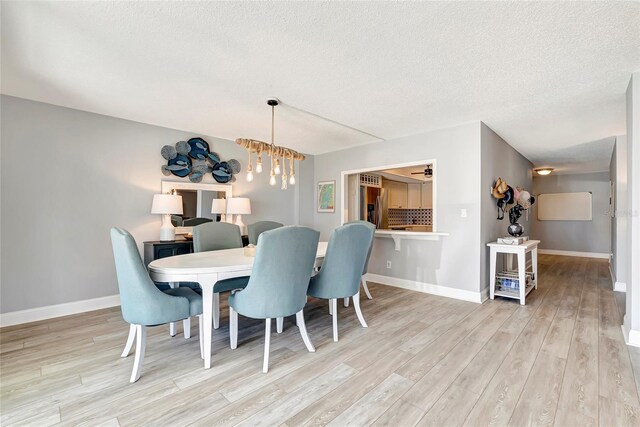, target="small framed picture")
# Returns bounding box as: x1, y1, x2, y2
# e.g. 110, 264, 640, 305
317, 180, 335, 213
